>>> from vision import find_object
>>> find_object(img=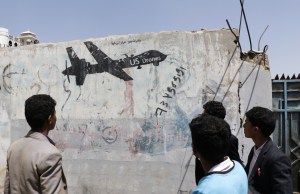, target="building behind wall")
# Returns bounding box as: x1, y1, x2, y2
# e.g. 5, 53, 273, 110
0, 27, 10, 47
0, 27, 39, 48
